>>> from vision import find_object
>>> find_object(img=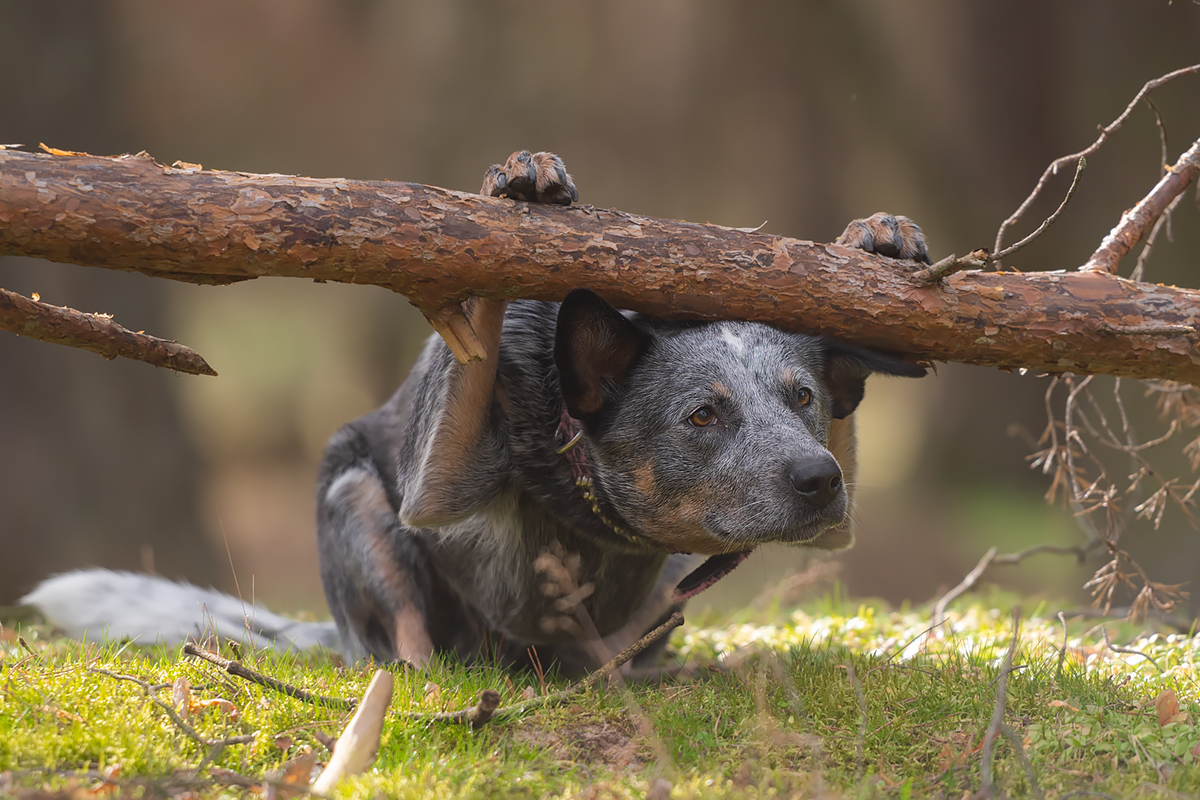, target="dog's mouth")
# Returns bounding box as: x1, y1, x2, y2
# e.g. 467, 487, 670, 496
672, 549, 755, 602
